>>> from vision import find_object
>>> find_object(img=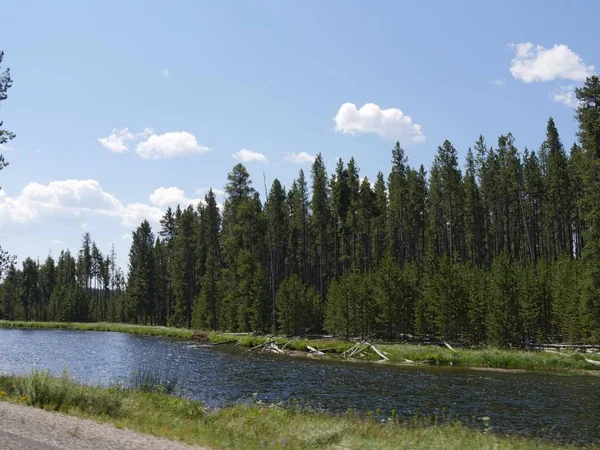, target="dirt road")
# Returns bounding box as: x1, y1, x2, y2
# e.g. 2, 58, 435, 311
0, 402, 207, 450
